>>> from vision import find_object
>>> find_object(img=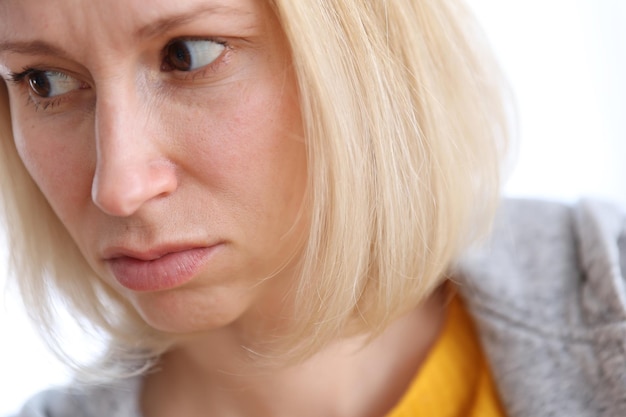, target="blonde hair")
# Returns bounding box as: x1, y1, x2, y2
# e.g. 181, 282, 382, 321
0, 0, 512, 376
